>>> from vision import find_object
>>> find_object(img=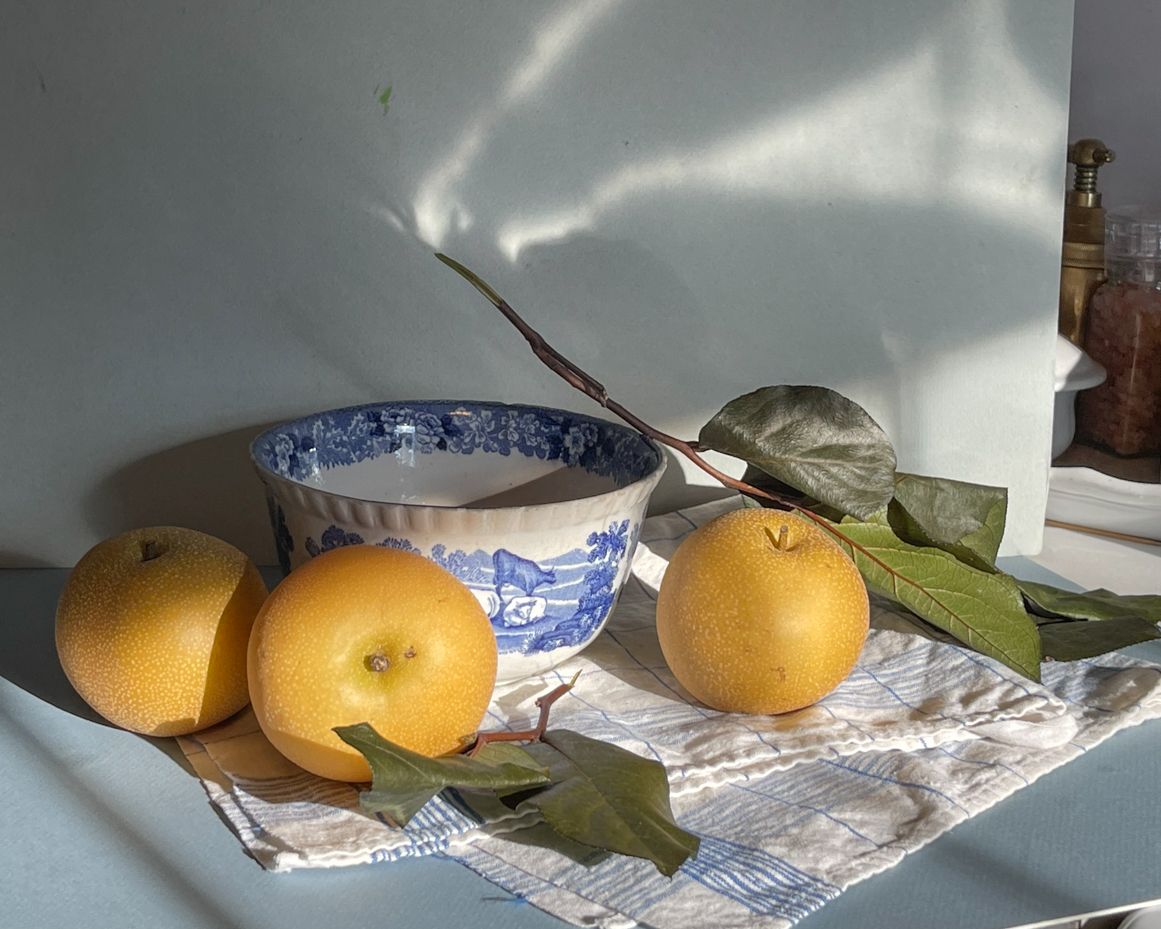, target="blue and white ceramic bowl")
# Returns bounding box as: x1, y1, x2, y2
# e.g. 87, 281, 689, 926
251, 400, 666, 683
